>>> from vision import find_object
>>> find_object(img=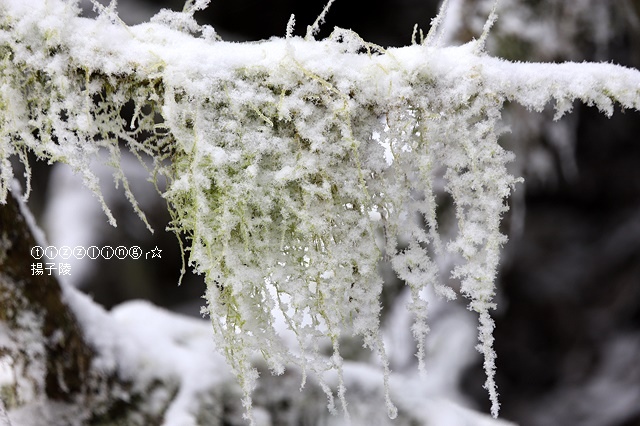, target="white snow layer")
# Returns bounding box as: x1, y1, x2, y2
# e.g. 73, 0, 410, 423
2, 0, 638, 117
